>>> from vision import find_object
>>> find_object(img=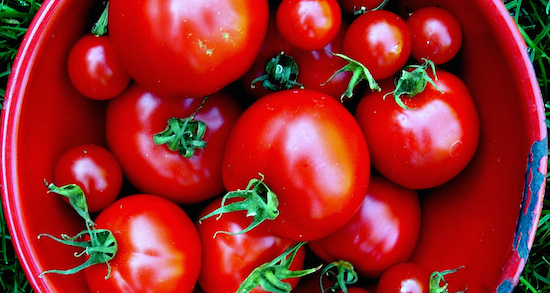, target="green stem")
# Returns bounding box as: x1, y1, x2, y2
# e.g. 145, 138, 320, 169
320, 260, 359, 293
91, 1, 109, 36
251, 51, 304, 92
